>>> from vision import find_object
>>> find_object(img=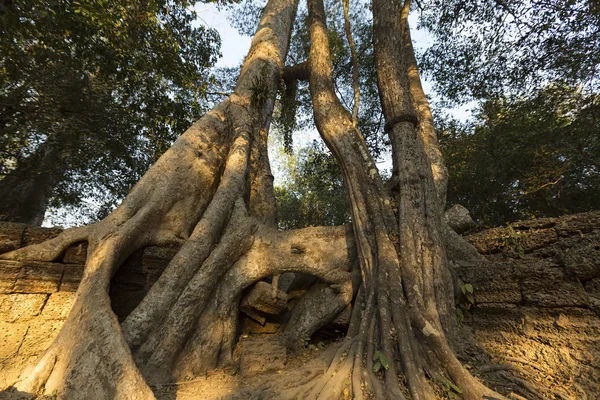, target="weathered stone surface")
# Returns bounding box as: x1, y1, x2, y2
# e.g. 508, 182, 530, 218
13, 262, 63, 293
0, 294, 47, 322
238, 336, 287, 376
60, 264, 84, 292
554, 211, 600, 236
22, 226, 62, 247
142, 246, 178, 287
585, 278, 600, 297
561, 236, 600, 280
0, 222, 25, 254
21, 320, 62, 356
62, 242, 88, 264
443, 204, 476, 234
41, 292, 76, 320
520, 265, 588, 307
0, 265, 20, 293
456, 261, 521, 304
241, 281, 287, 315
0, 322, 27, 360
